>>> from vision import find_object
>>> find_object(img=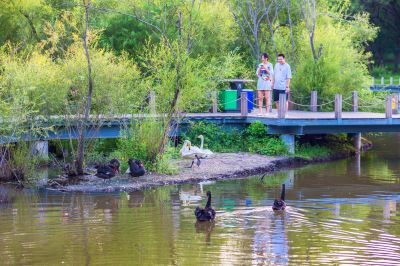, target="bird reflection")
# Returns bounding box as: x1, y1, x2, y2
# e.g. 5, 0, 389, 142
195, 220, 215, 245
